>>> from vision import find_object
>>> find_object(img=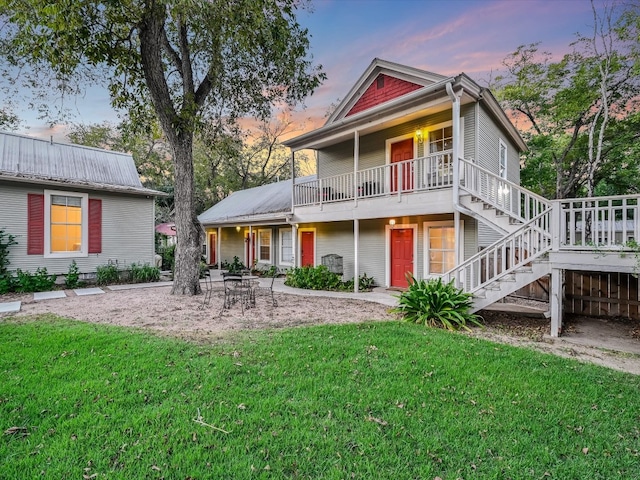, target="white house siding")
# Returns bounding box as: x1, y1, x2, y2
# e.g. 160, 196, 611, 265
1, 182, 155, 275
